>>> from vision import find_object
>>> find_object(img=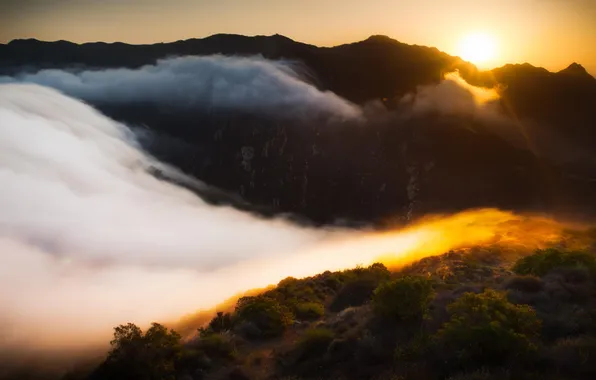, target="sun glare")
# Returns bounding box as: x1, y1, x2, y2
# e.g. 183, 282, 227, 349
457, 33, 498, 67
